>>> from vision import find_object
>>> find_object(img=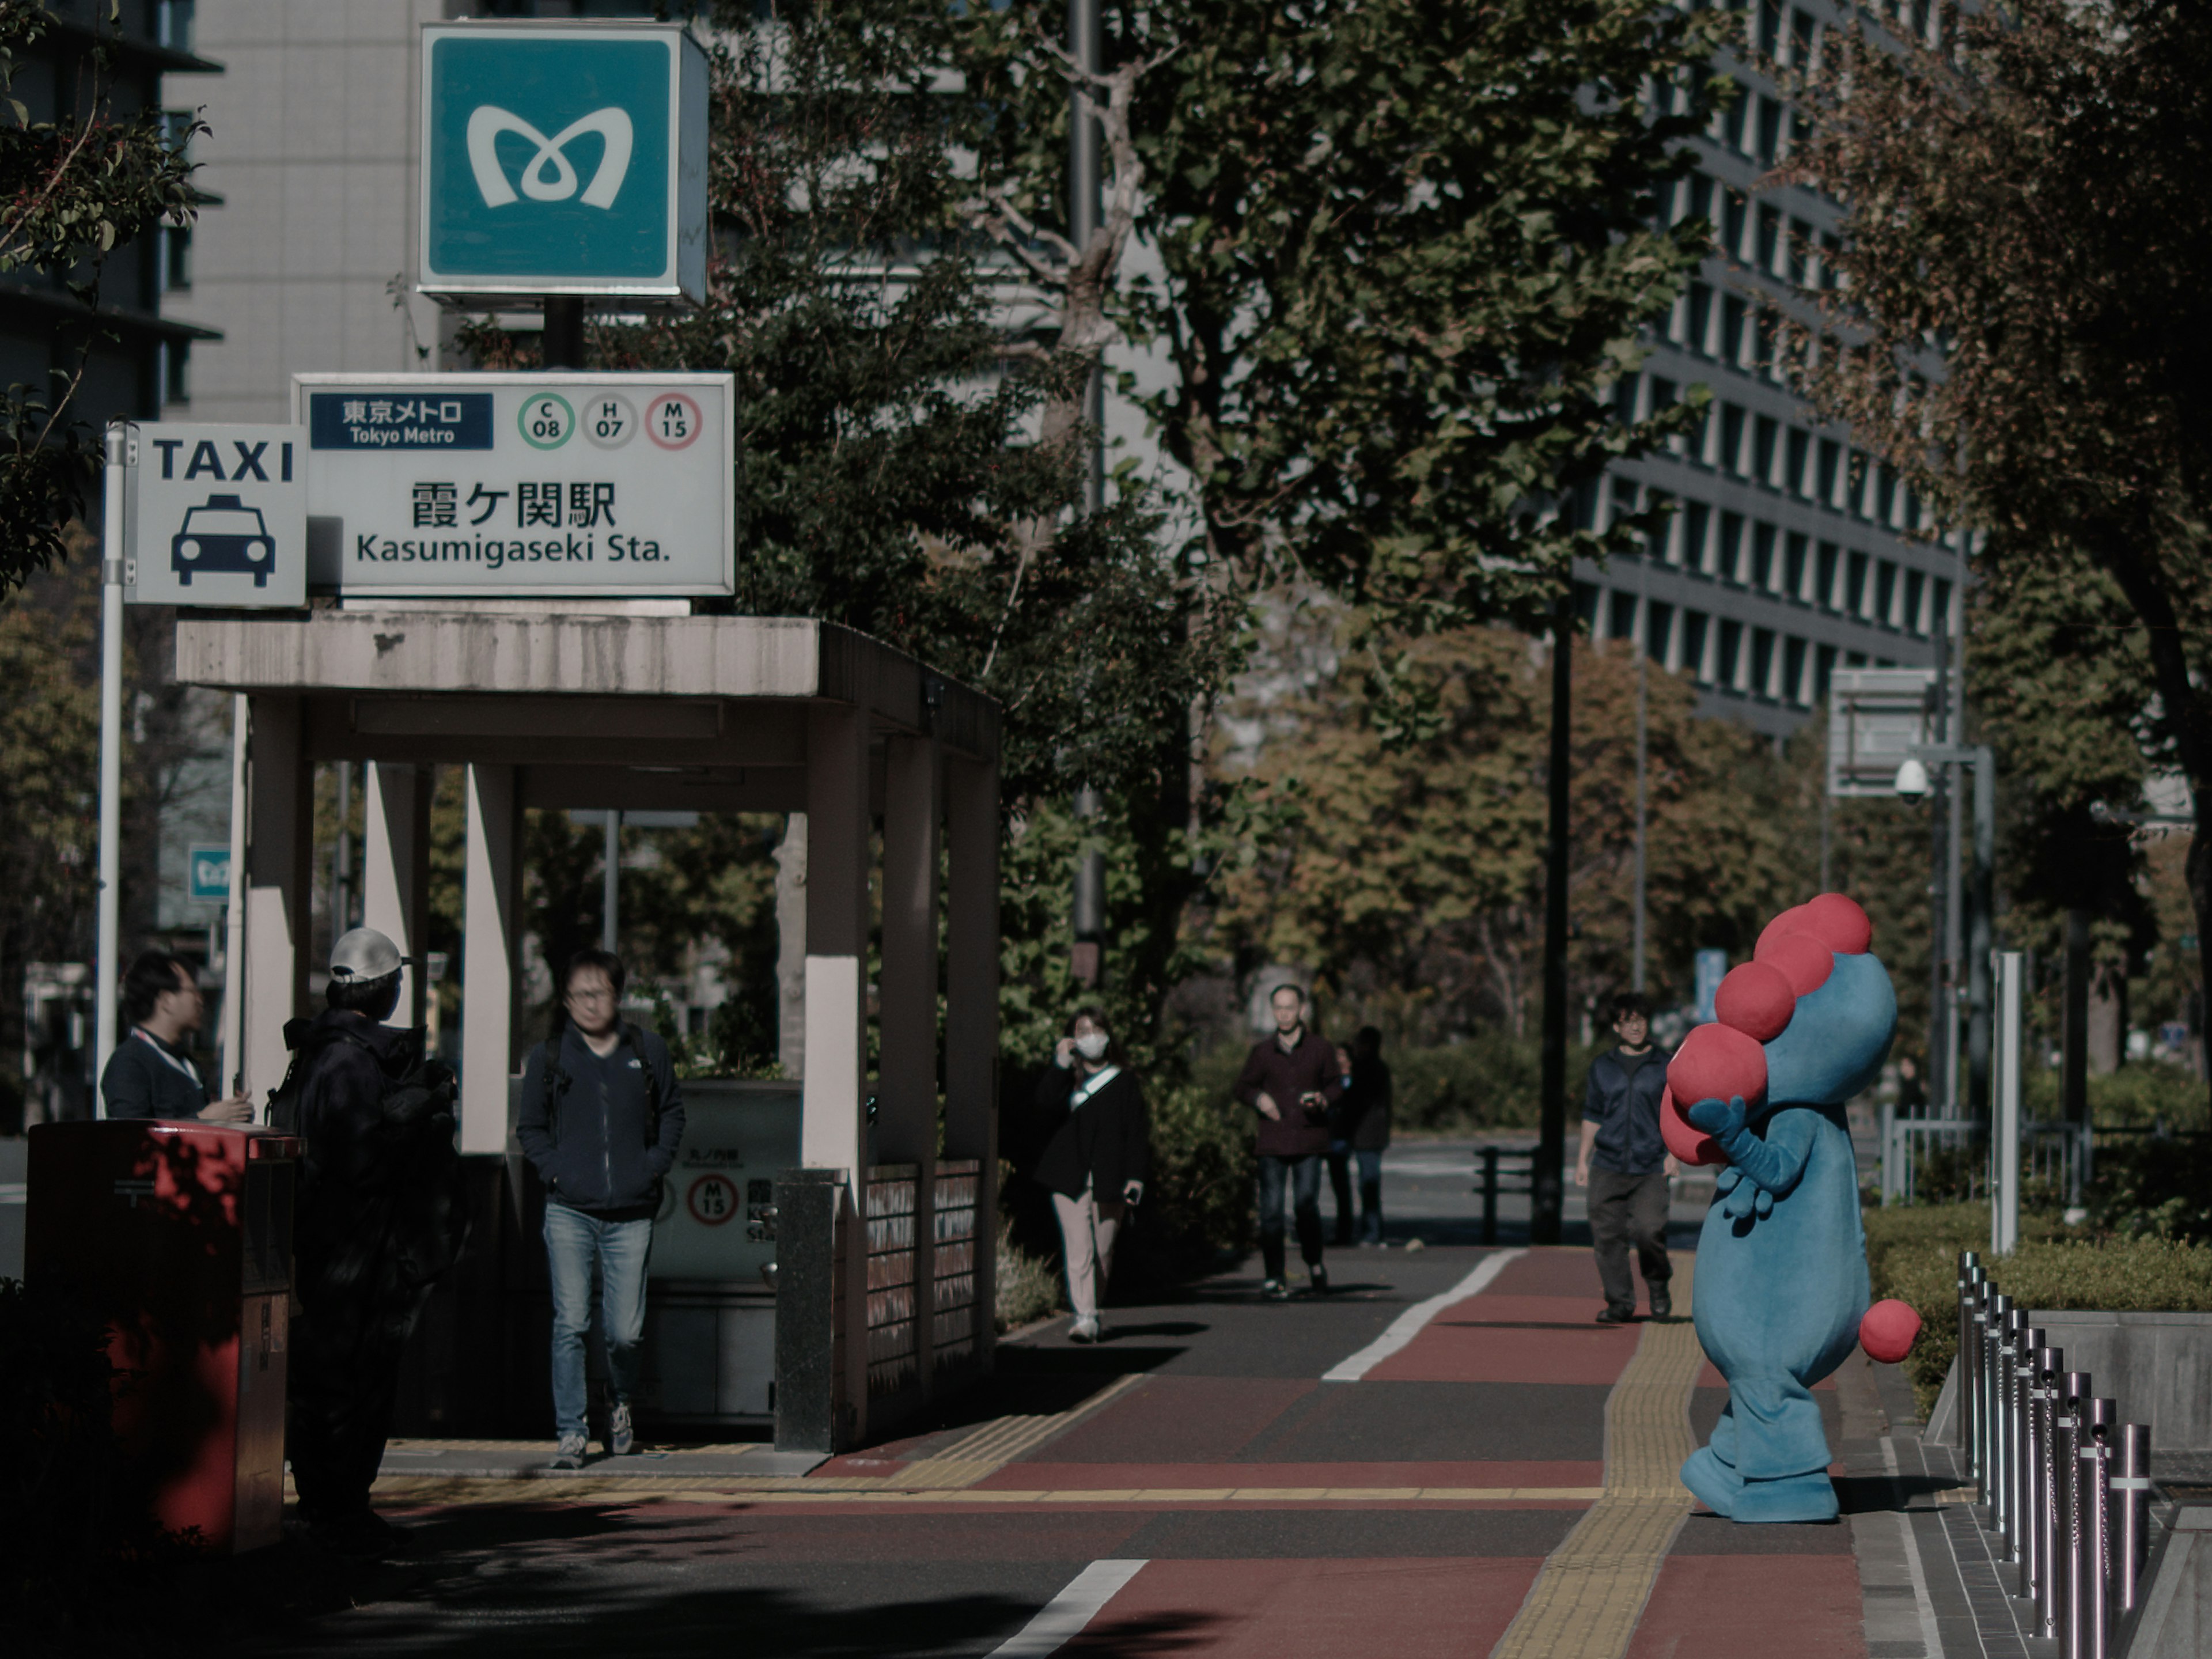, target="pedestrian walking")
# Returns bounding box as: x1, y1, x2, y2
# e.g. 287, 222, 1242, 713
1575, 991, 1677, 1324
1325, 1039, 1357, 1245
279, 927, 464, 1558
1032, 1007, 1149, 1343
100, 949, 253, 1122
516, 948, 685, 1470
1338, 1027, 1392, 1245
1234, 984, 1342, 1298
